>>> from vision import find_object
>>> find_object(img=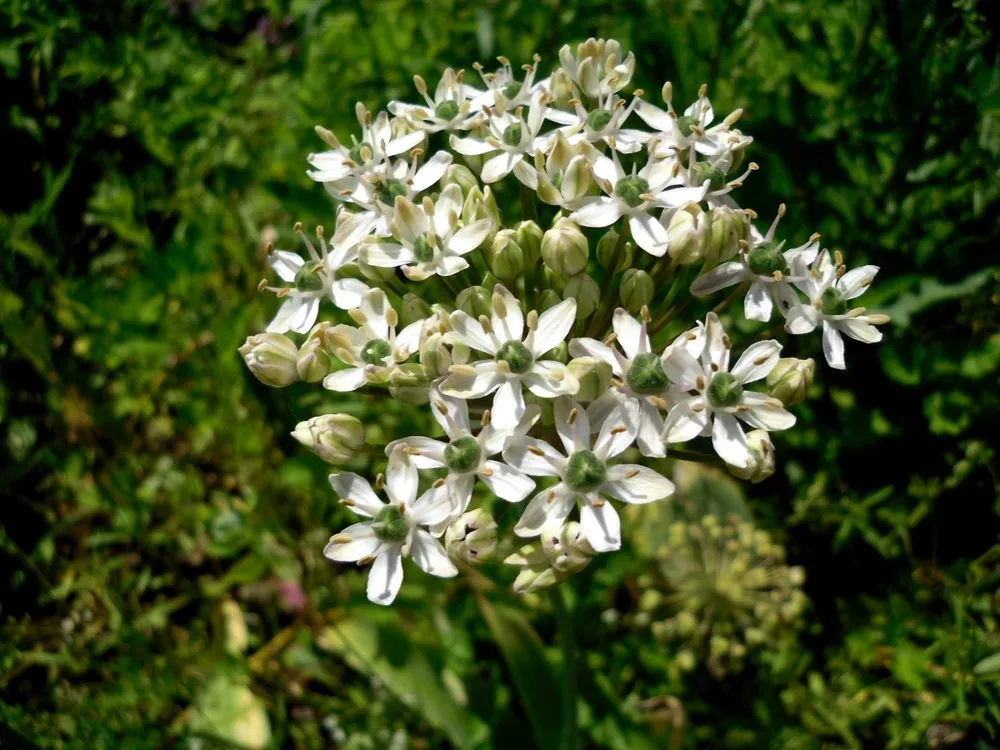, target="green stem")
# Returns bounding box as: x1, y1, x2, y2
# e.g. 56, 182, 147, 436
549, 586, 577, 750
520, 182, 538, 223
667, 447, 727, 467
